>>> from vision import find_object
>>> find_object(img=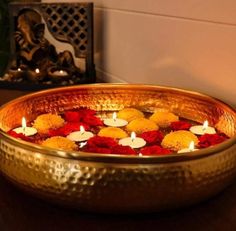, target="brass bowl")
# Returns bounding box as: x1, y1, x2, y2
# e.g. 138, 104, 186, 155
0, 84, 236, 213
